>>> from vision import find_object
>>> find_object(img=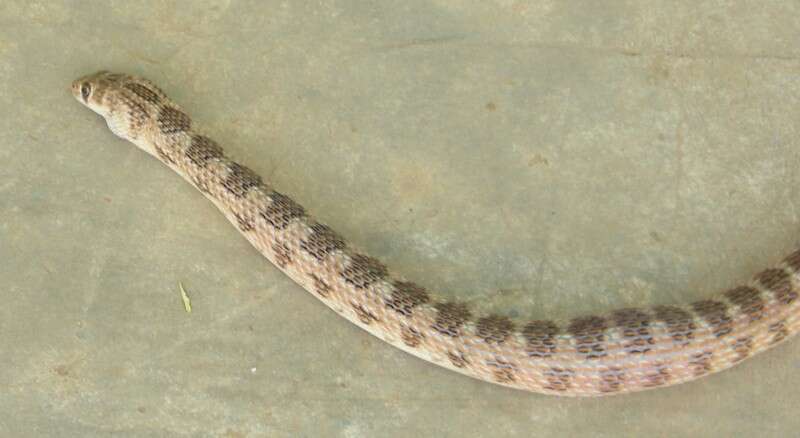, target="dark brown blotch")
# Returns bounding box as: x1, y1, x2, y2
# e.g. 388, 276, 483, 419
784, 249, 800, 273
300, 223, 345, 260
568, 315, 608, 359
689, 351, 713, 377
233, 212, 254, 232
401, 325, 424, 348
612, 308, 654, 354
186, 135, 224, 167
271, 241, 292, 268
309, 273, 331, 298
121, 94, 149, 135
691, 299, 733, 338
476, 315, 515, 345
731, 336, 753, 362
522, 320, 559, 358
598, 367, 626, 393
103, 72, 127, 82
769, 320, 789, 345
351, 302, 378, 325
653, 305, 695, 347
641, 362, 671, 387
486, 358, 517, 384
724, 286, 765, 323
431, 302, 471, 337
124, 82, 162, 105
223, 163, 263, 198
544, 367, 574, 392
157, 106, 191, 134
261, 191, 306, 230
385, 281, 429, 317
340, 254, 388, 289
493, 369, 516, 384
447, 350, 470, 368
756, 268, 798, 306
